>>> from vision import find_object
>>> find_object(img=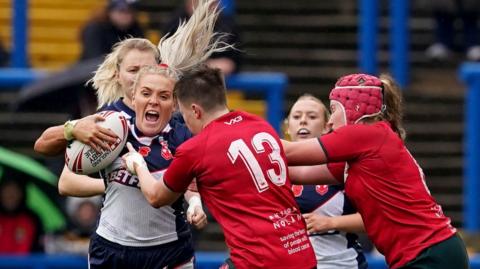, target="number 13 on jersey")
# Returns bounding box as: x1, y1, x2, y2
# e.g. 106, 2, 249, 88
227, 132, 287, 192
